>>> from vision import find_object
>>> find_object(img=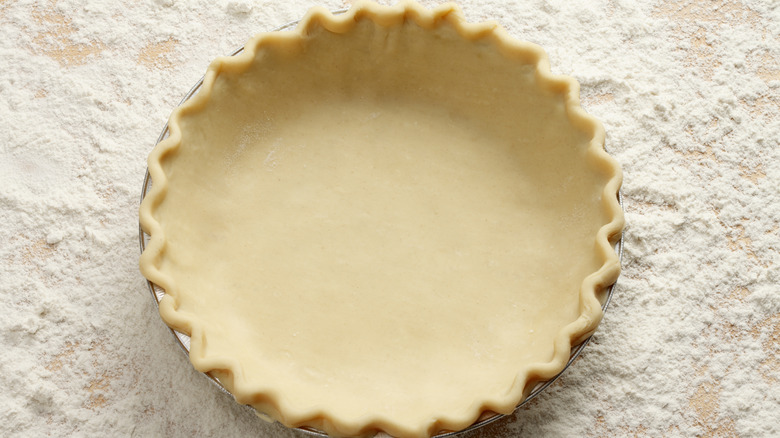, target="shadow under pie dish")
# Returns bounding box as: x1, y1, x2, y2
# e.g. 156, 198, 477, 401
138, 1, 625, 437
